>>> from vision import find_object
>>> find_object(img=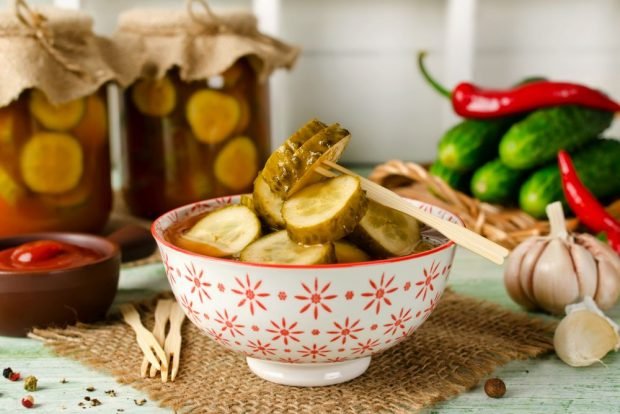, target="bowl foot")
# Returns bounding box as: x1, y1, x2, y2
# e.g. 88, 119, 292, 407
246, 356, 371, 387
